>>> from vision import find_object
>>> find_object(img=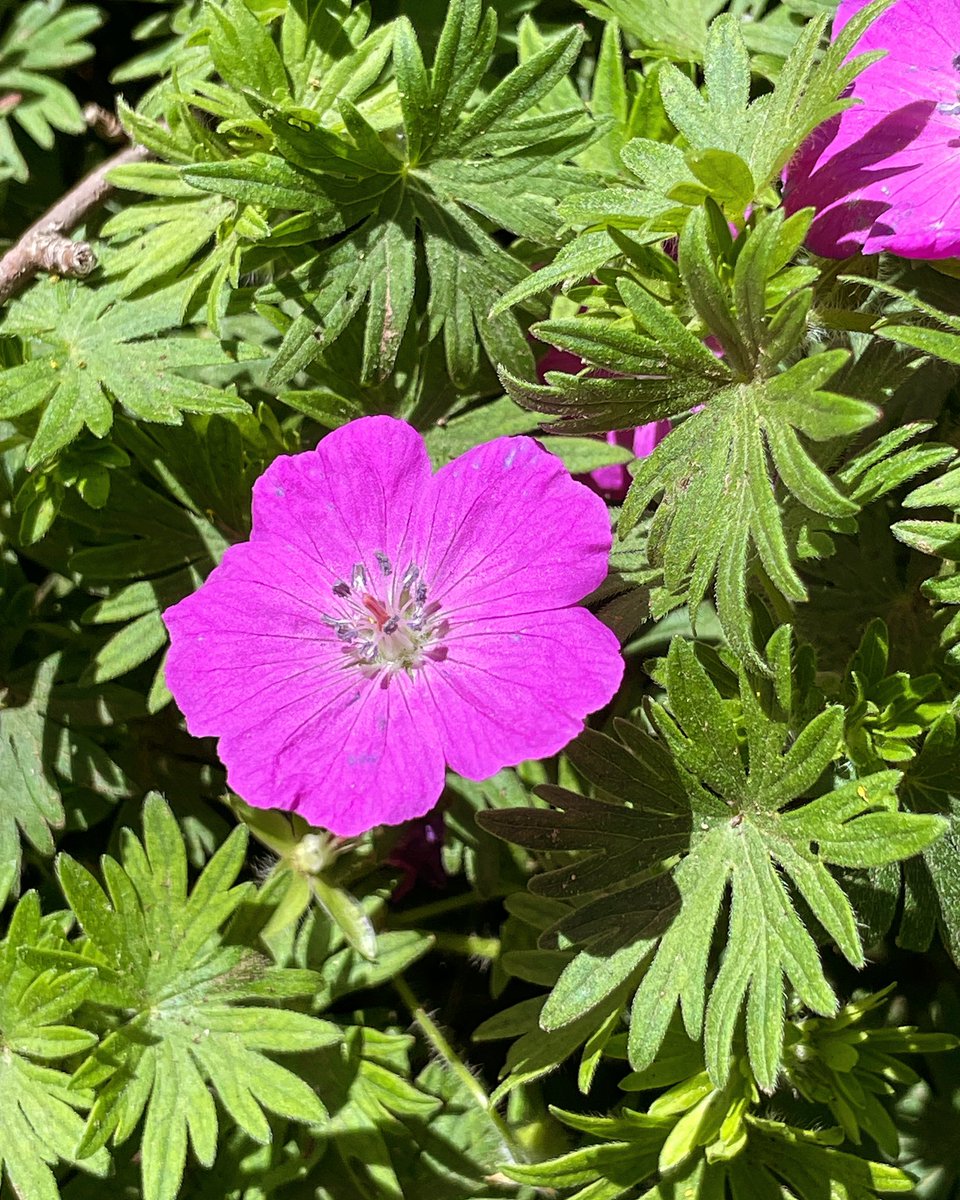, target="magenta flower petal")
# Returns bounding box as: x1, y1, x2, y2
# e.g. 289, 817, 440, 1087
422, 435, 613, 616
164, 543, 447, 836
163, 541, 346, 739
421, 608, 624, 779
268, 677, 447, 837
536, 345, 586, 377
163, 417, 623, 836
783, 0, 960, 259
583, 424, 672, 503
586, 430, 635, 501
632, 421, 673, 459
250, 414, 434, 576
